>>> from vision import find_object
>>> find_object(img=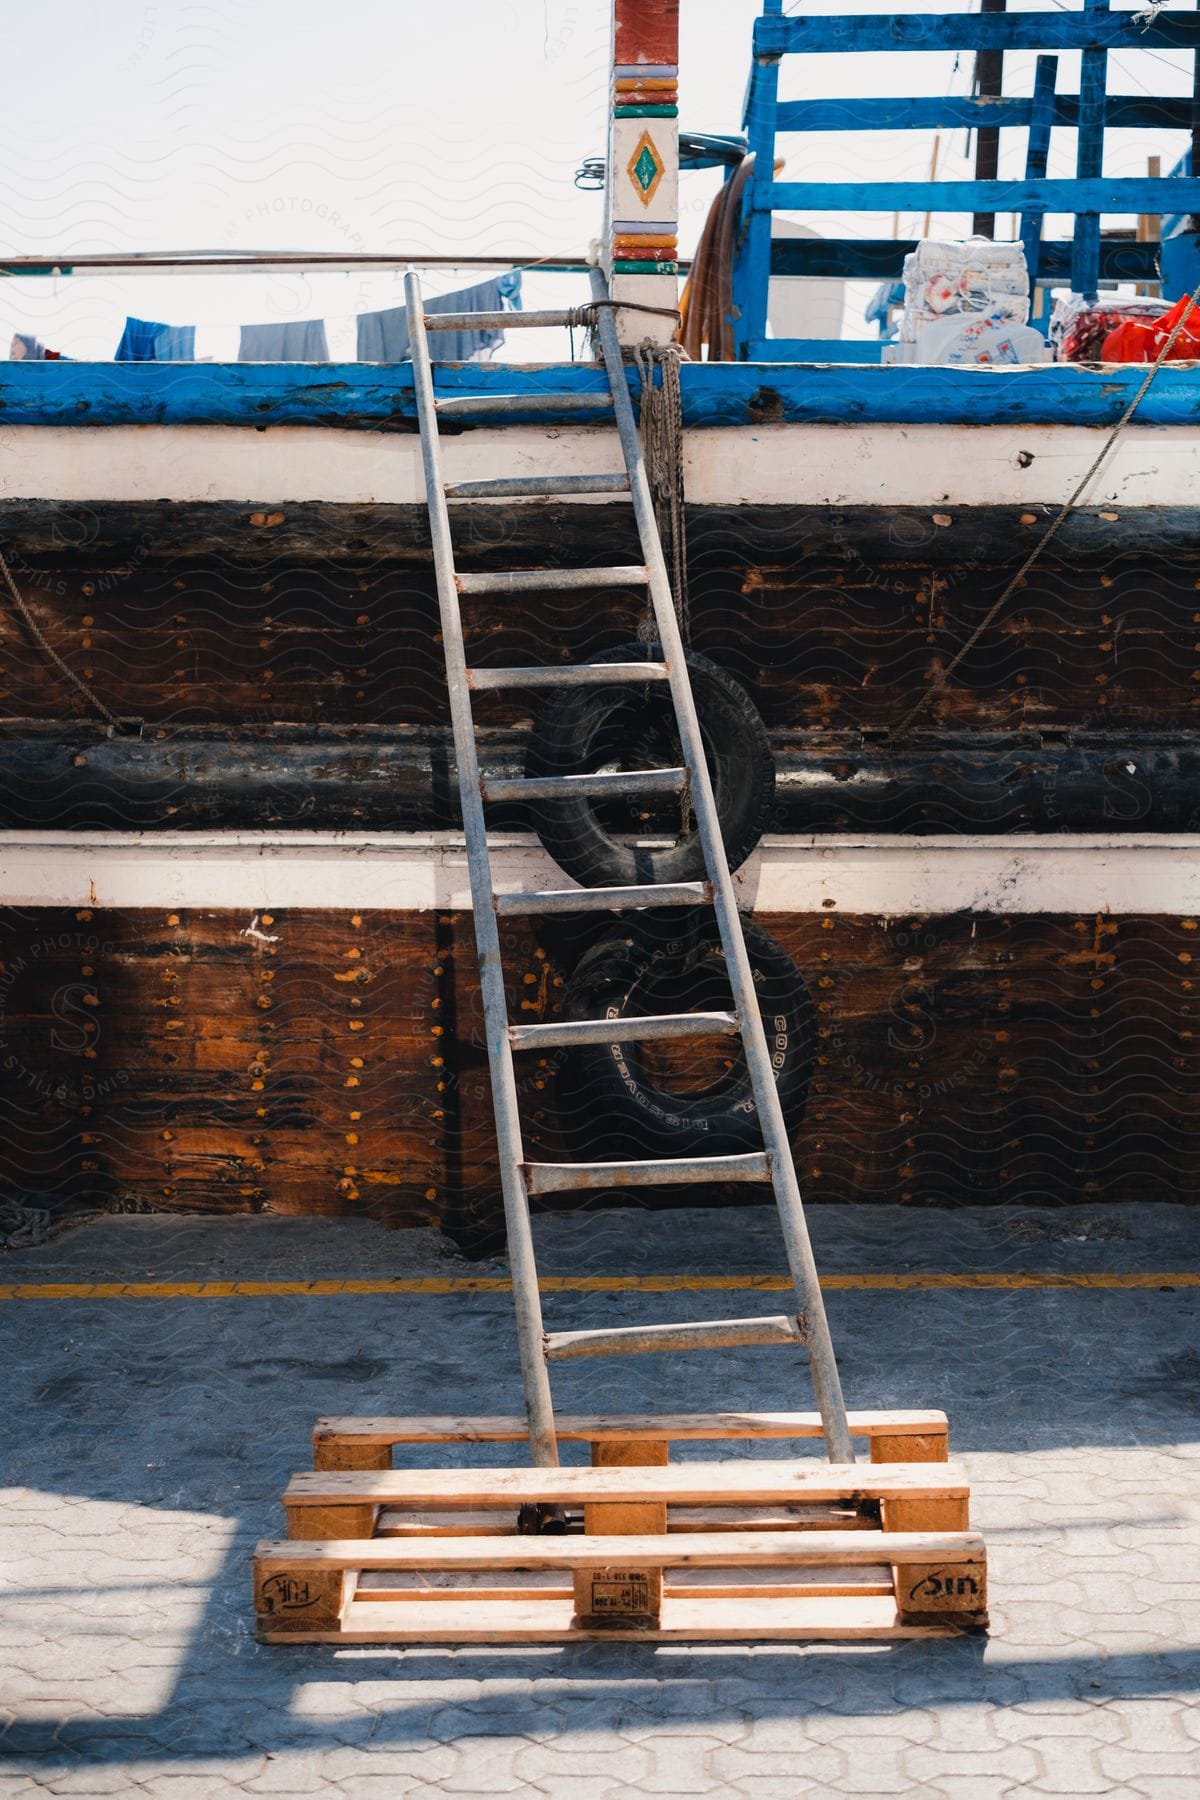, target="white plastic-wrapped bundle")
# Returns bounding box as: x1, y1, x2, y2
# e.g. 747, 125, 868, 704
892, 237, 1044, 362
899, 238, 1031, 341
